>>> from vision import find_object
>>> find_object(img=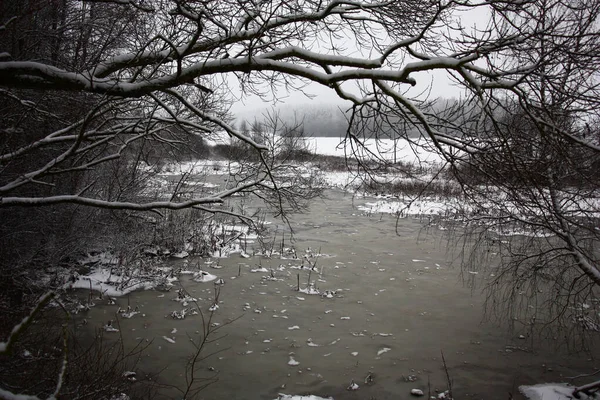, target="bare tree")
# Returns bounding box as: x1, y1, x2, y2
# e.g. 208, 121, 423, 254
431, 0, 600, 346
2, 0, 600, 397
